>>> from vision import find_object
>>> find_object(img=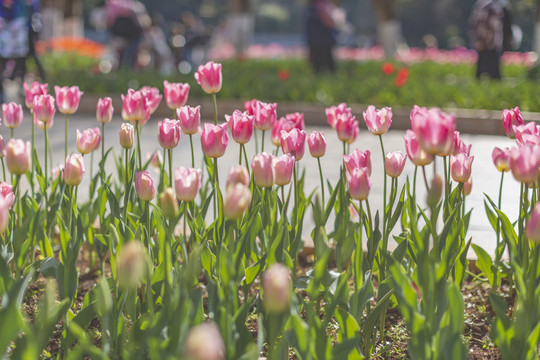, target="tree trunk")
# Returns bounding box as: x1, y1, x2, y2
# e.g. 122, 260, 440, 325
370, 0, 402, 58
